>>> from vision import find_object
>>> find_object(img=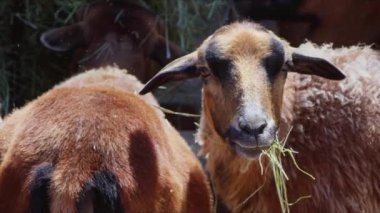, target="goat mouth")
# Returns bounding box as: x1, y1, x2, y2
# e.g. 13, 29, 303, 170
228, 139, 271, 159
225, 127, 274, 159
